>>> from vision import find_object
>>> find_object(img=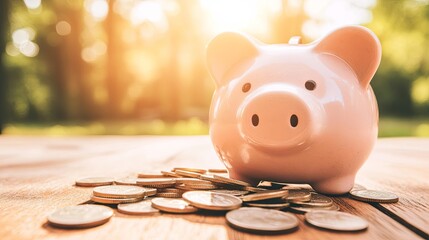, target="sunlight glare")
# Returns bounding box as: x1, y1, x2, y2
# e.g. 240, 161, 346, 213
85, 0, 109, 21
130, 1, 168, 32
24, 0, 42, 10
